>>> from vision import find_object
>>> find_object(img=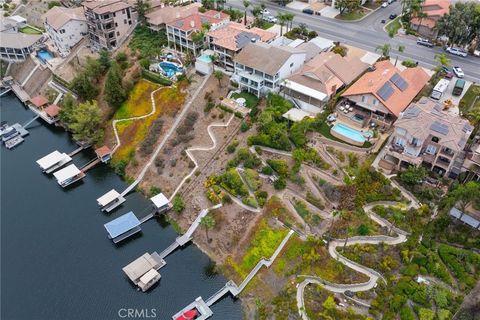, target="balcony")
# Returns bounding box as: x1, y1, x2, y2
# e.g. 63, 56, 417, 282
440, 148, 455, 158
